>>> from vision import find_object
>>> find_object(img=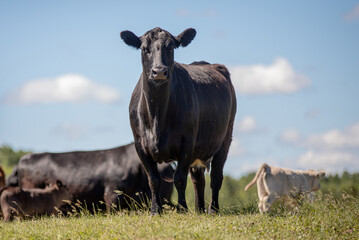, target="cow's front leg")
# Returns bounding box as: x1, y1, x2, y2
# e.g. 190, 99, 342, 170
135, 144, 162, 215
148, 166, 162, 214
104, 186, 118, 213
145, 160, 162, 214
